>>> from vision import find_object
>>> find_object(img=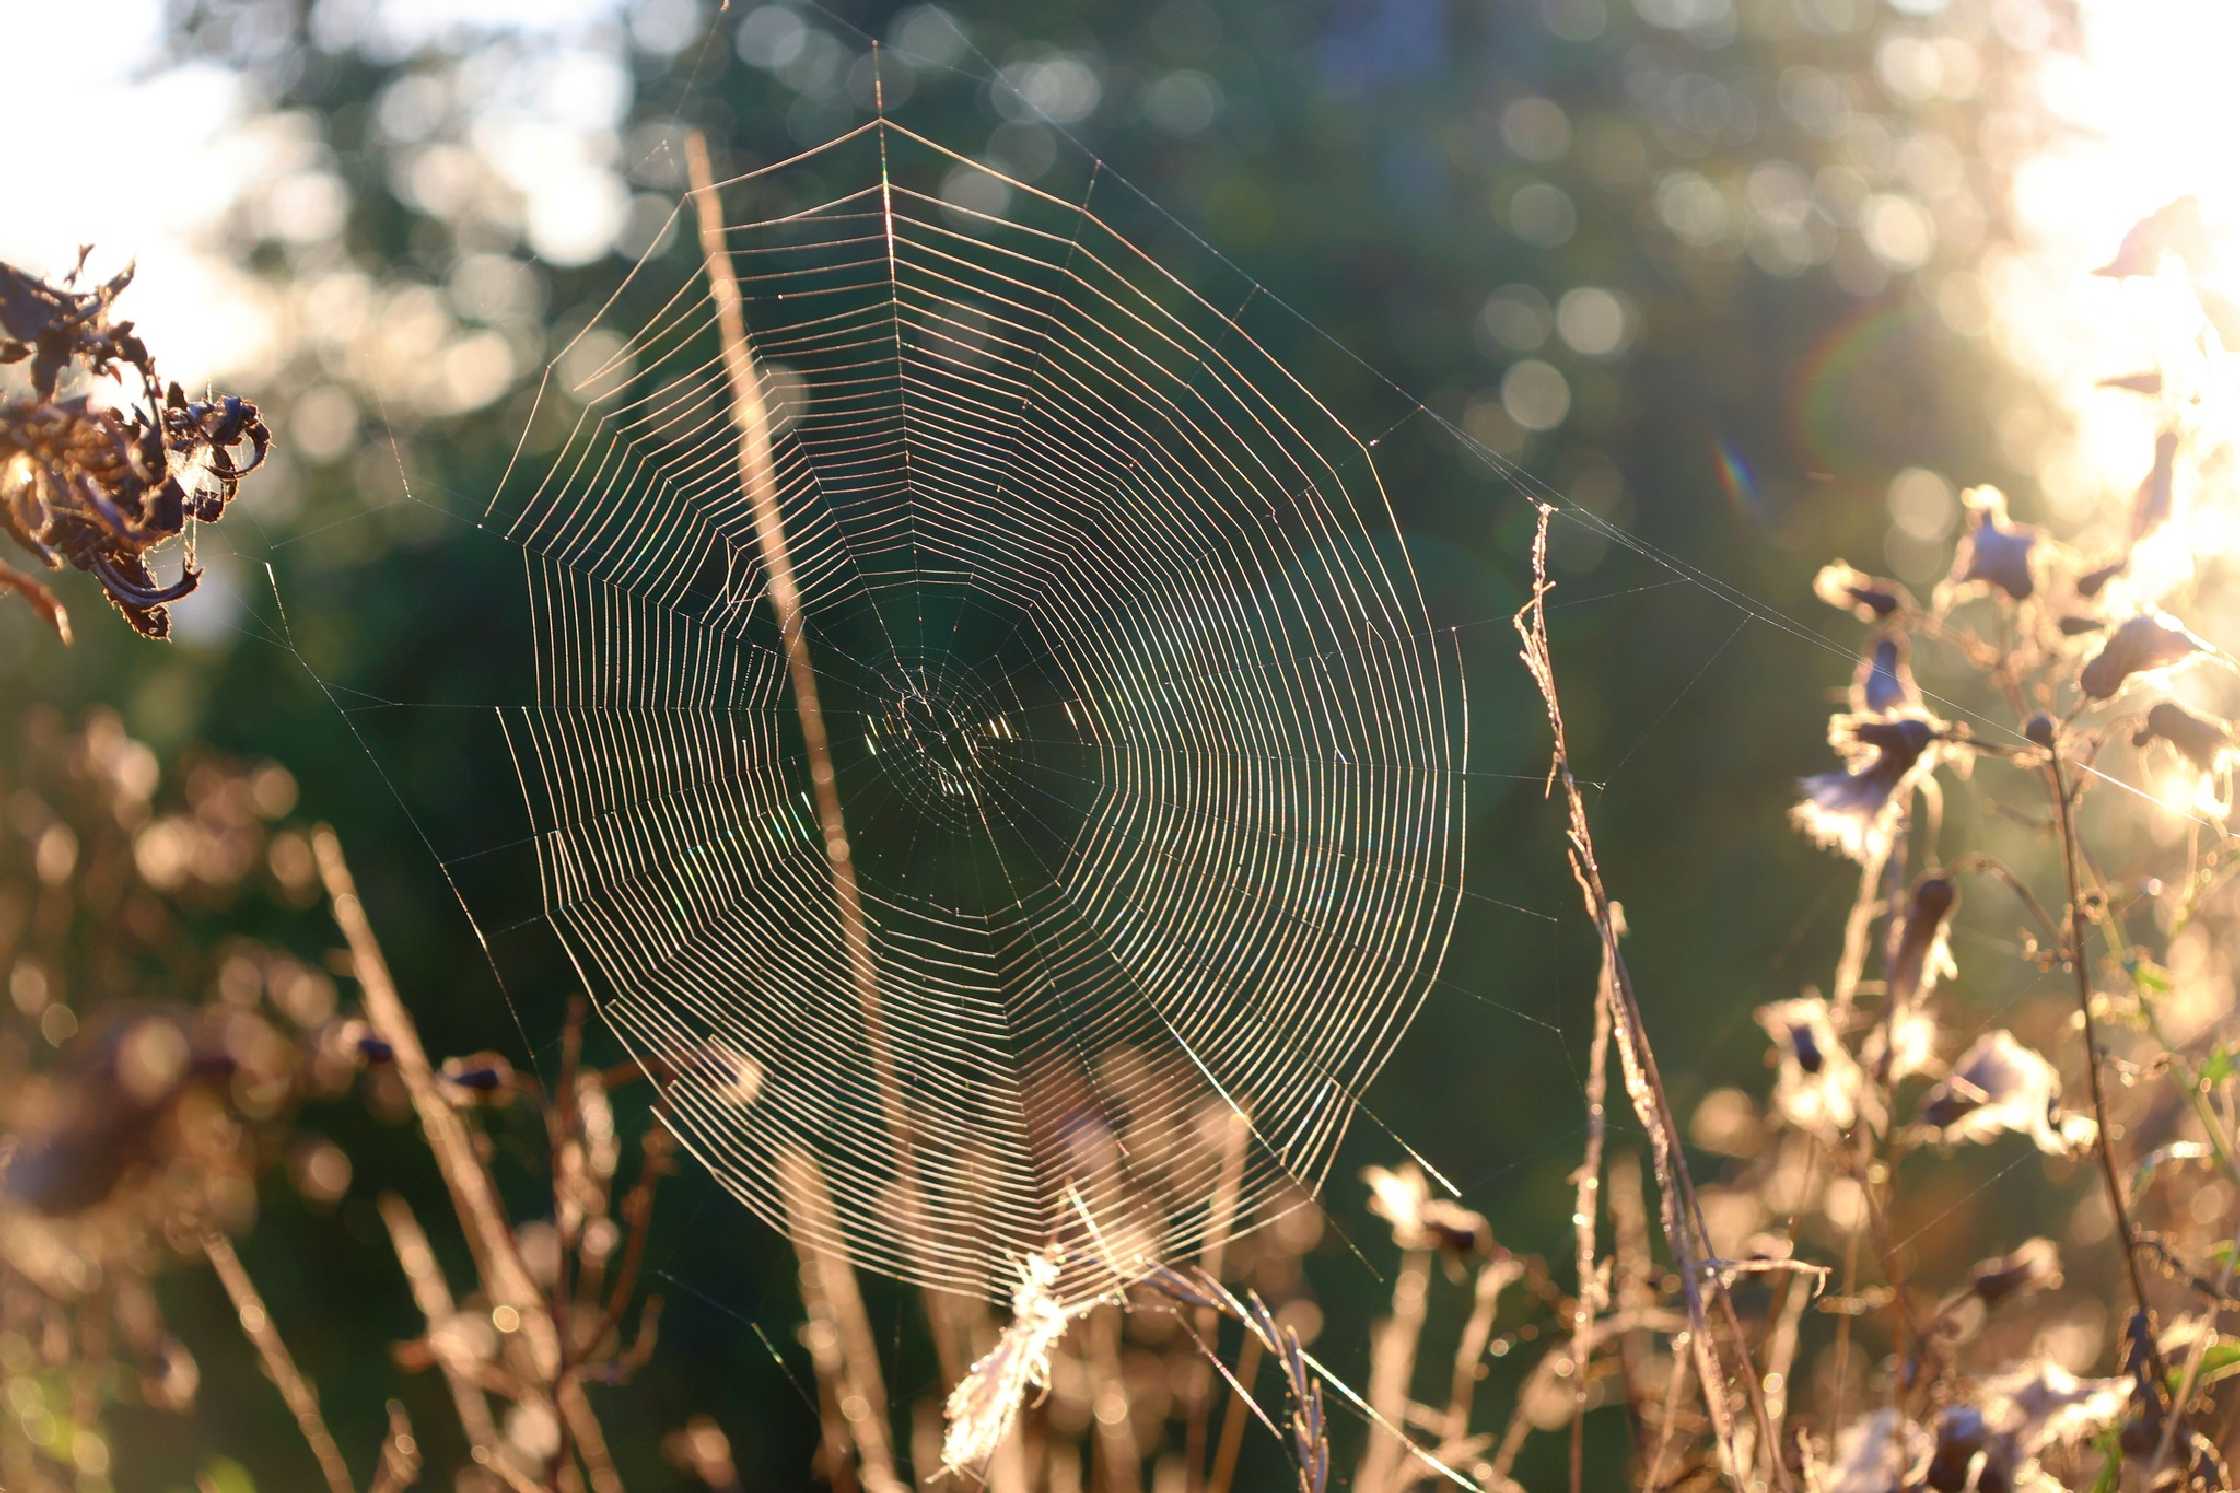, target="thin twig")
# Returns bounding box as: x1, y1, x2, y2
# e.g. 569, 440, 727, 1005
776, 1149, 909, 1493
369, 1400, 422, 1493
1355, 1245, 1432, 1493
1187, 1108, 1251, 1492
683, 129, 923, 1215
377, 1191, 504, 1461
1206, 1331, 1265, 1493
2042, 742, 2169, 1391
202, 1233, 355, 1493
1445, 1254, 1523, 1443
313, 827, 560, 1383
1569, 953, 1615, 1493
1513, 507, 1789, 1491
